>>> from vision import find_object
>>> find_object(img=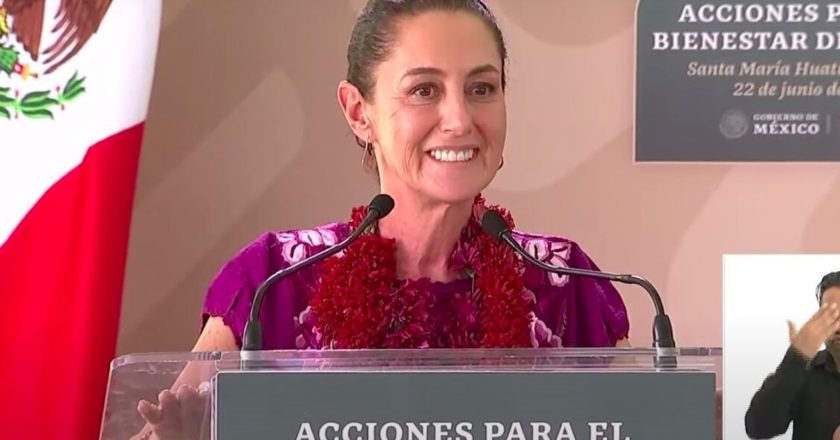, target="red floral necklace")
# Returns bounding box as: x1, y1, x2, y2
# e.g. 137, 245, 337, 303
309, 195, 533, 349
